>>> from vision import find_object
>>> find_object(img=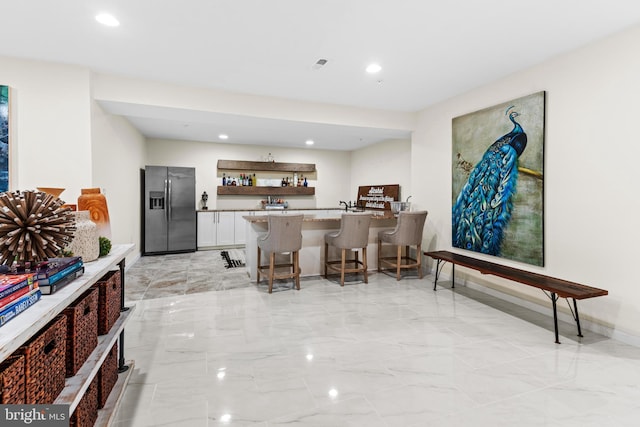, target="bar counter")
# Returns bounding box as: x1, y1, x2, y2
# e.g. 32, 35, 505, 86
243, 211, 397, 280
